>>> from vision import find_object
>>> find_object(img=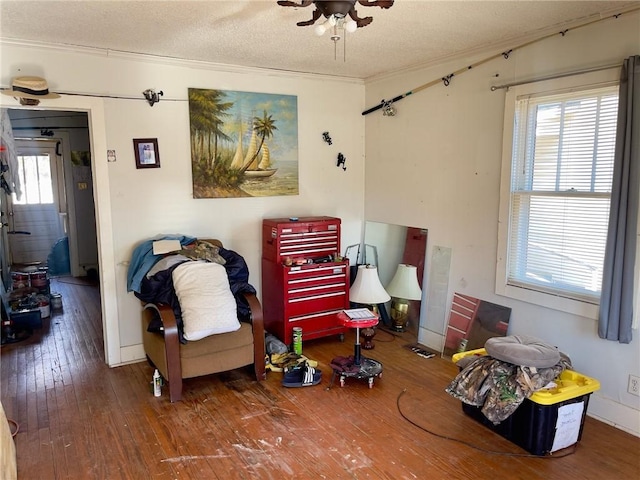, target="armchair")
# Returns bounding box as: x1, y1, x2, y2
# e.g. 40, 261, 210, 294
139, 239, 266, 402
